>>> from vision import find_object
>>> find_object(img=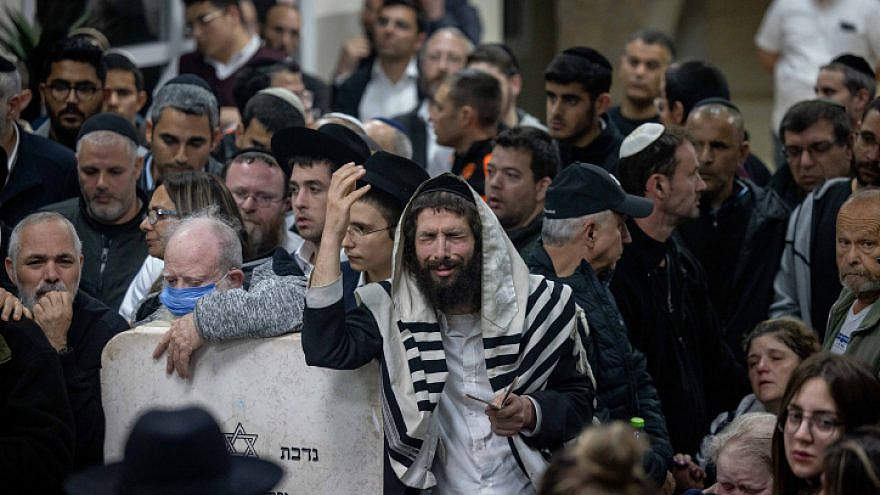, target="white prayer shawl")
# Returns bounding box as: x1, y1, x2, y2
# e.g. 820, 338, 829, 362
355, 175, 594, 490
